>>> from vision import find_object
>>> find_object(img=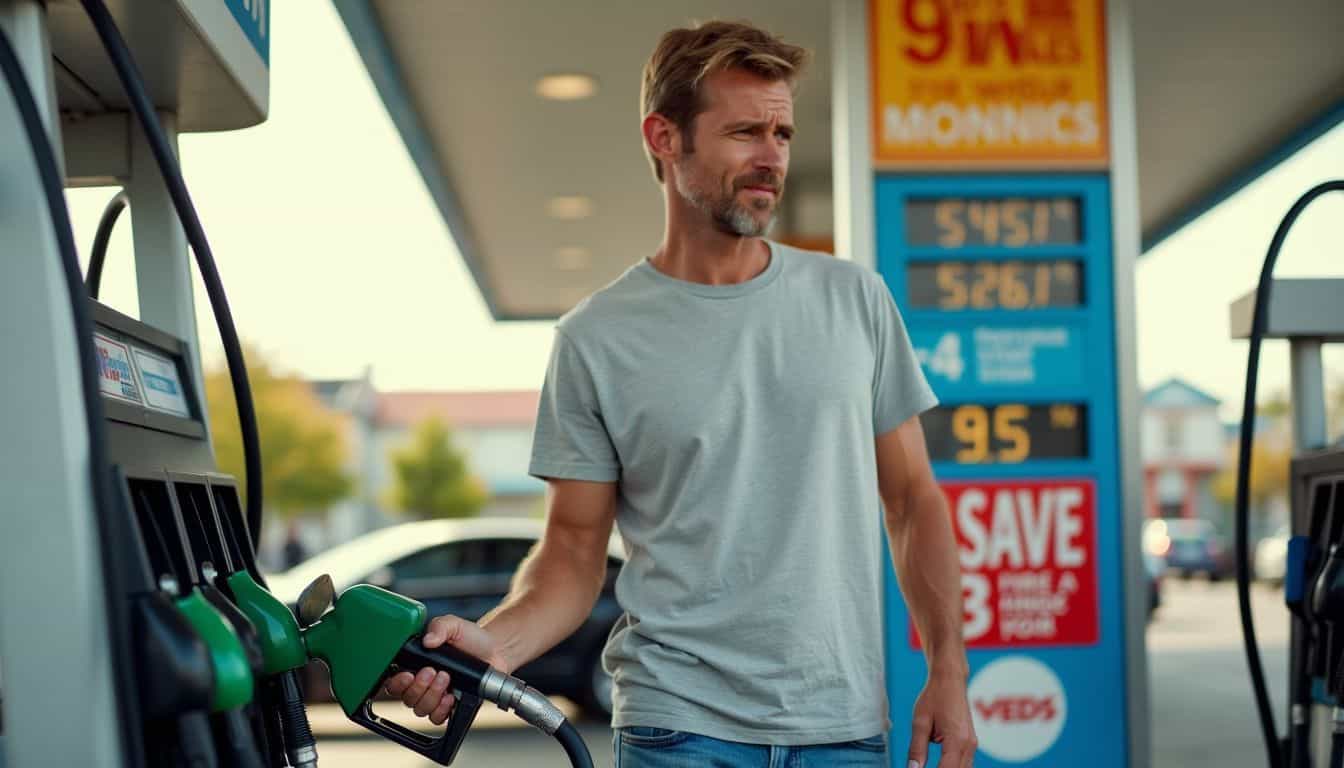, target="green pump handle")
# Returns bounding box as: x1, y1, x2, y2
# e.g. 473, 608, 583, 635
302, 584, 483, 765
174, 587, 254, 711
